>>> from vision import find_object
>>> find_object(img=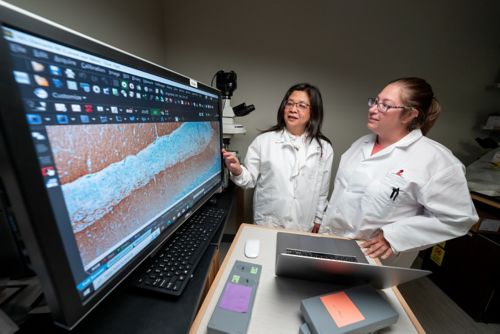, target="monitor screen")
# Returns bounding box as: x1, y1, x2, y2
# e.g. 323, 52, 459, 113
0, 2, 222, 329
